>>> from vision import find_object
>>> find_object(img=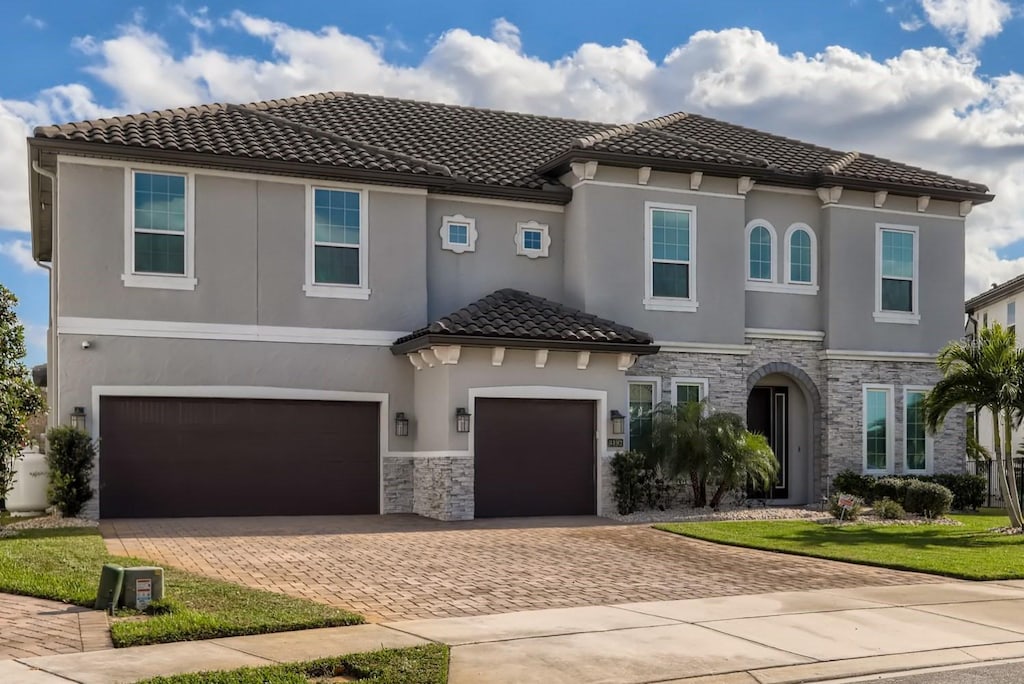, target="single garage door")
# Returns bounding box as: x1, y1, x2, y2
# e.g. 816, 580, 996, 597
474, 398, 596, 517
99, 396, 379, 518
